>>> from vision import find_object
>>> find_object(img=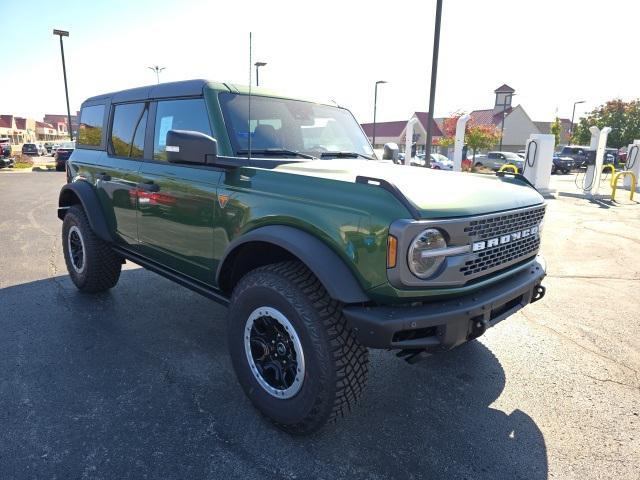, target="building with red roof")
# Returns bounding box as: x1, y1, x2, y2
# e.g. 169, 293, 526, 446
361, 112, 443, 154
